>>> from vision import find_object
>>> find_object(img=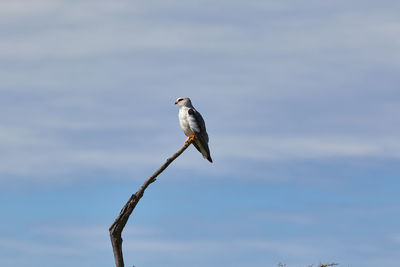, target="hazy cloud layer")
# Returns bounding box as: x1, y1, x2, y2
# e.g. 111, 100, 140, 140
1, 0, 399, 181
1, 2, 399, 266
